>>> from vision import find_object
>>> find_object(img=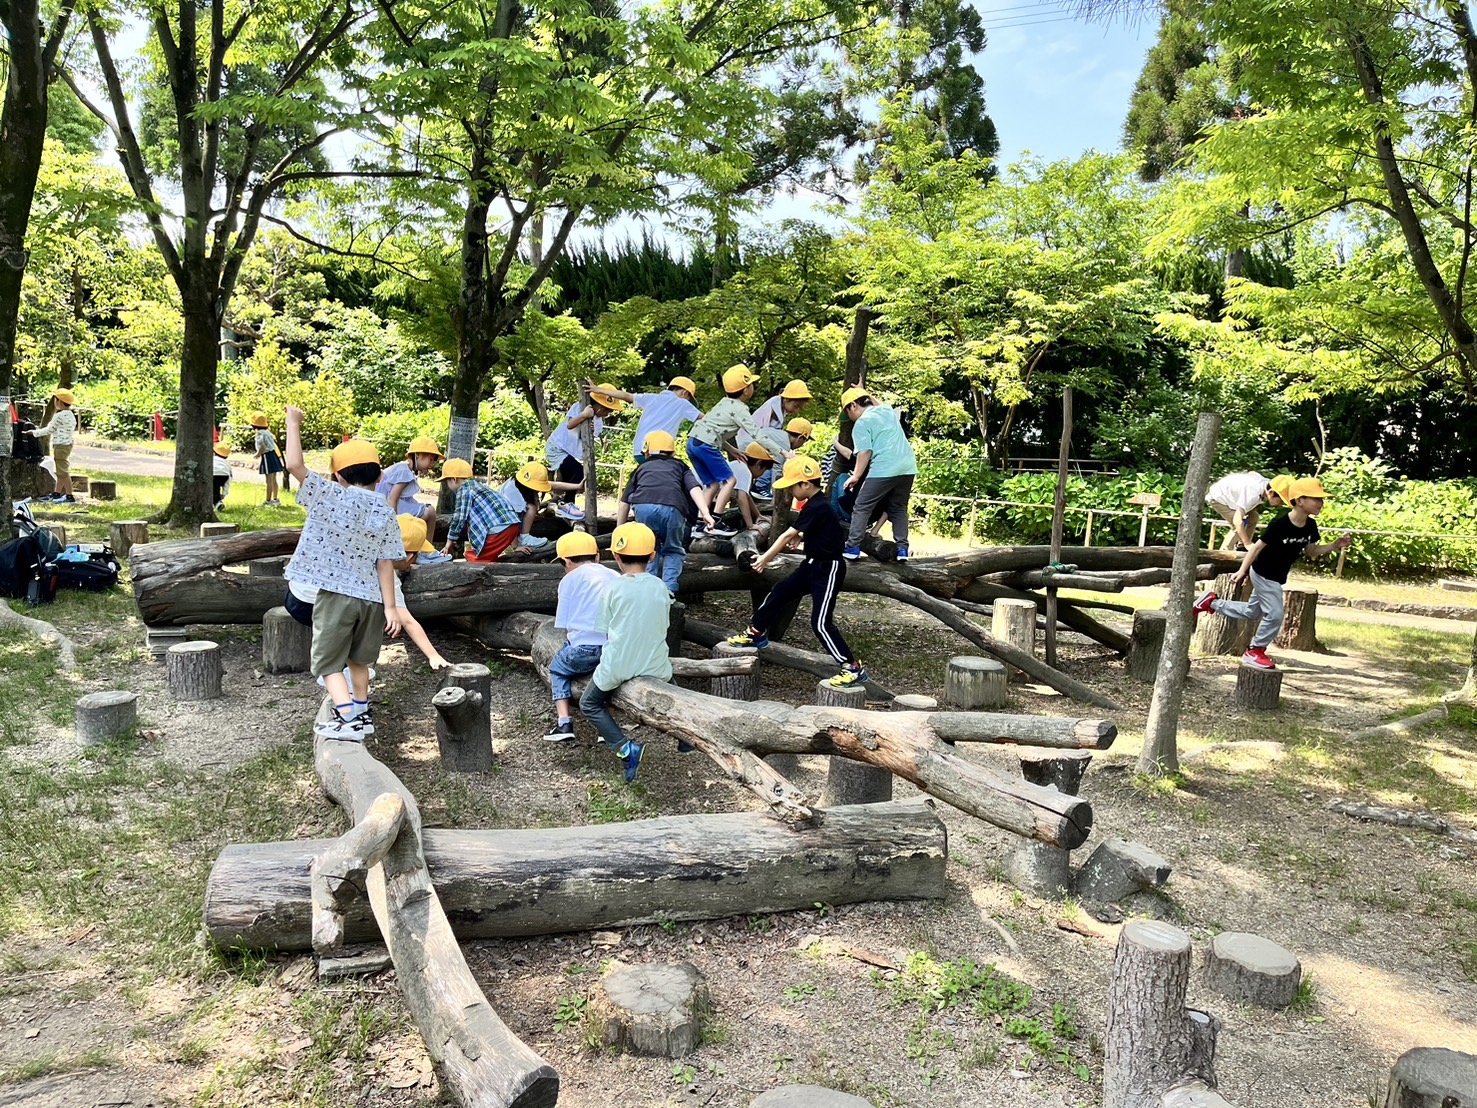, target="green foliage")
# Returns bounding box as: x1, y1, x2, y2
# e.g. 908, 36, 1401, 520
223, 341, 356, 450
553, 994, 588, 1032
309, 305, 451, 417
1316, 446, 1397, 502
355, 389, 540, 463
